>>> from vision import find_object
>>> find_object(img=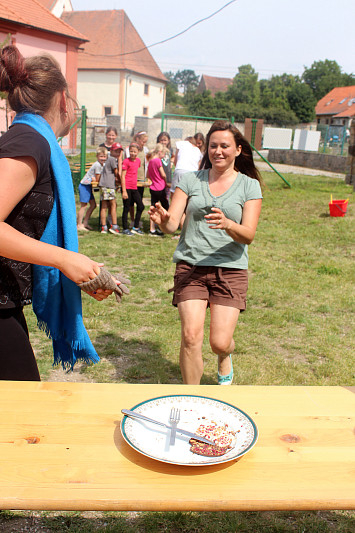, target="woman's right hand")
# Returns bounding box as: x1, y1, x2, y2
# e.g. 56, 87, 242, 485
122, 191, 128, 200
148, 202, 170, 225
58, 250, 102, 284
